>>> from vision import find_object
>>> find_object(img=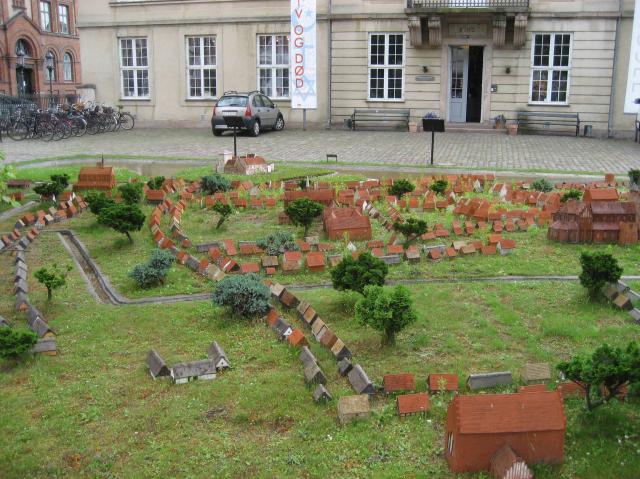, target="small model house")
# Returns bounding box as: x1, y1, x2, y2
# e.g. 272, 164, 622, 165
323, 207, 373, 241
490, 445, 533, 479
73, 165, 116, 192
170, 359, 217, 384
207, 341, 230, 370
147, 349, 170, 379
223, 154, 273, 175
444, 391, 566, 474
